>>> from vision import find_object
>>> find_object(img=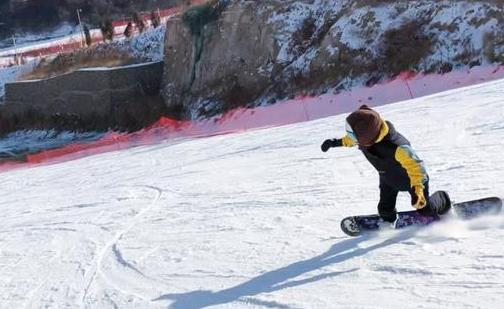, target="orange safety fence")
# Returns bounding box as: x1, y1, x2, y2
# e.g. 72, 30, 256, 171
1, 65, 503, 173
